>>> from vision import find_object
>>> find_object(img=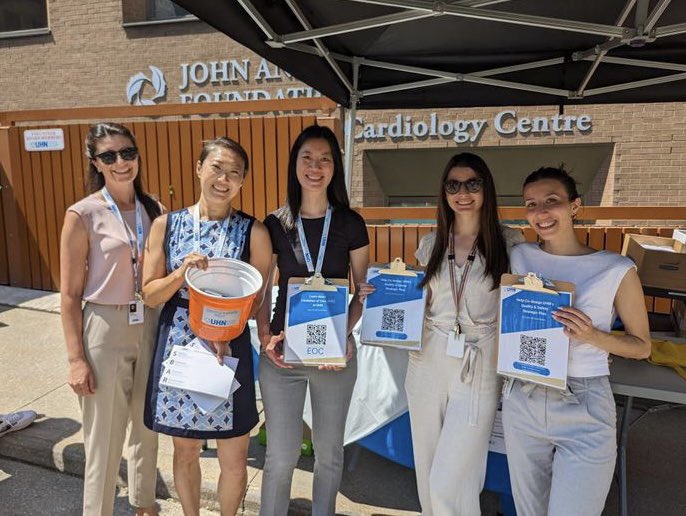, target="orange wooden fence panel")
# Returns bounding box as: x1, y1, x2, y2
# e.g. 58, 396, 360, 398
0, 115, 323, 291
365, 224, 679, 315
